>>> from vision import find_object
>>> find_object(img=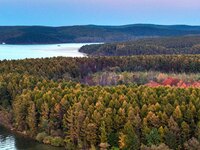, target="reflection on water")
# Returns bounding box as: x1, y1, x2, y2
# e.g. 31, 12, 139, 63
0, 43, 92, 60
0, 125, 65, 150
